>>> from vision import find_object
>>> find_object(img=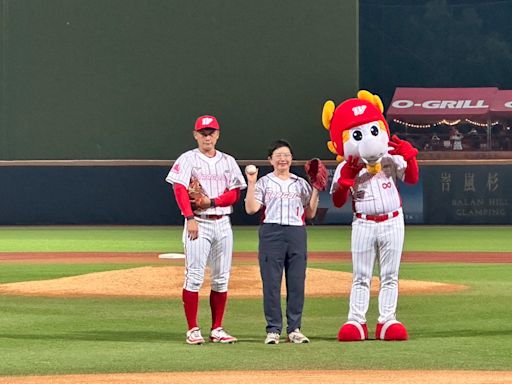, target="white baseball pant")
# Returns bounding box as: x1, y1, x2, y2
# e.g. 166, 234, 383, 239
182, 216, 233, 293
348, 212, 404, 324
